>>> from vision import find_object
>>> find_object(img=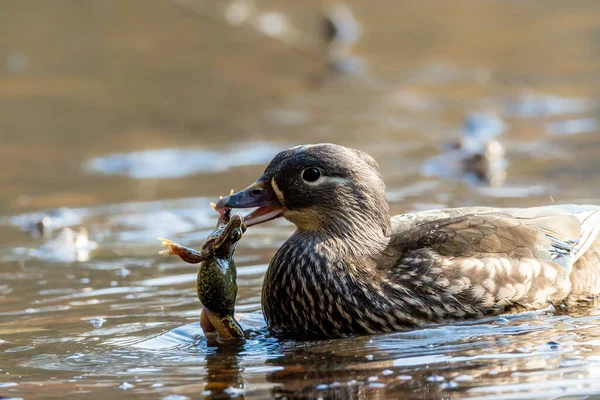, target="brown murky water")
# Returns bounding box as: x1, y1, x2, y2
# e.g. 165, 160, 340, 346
2, 1, 600, 399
